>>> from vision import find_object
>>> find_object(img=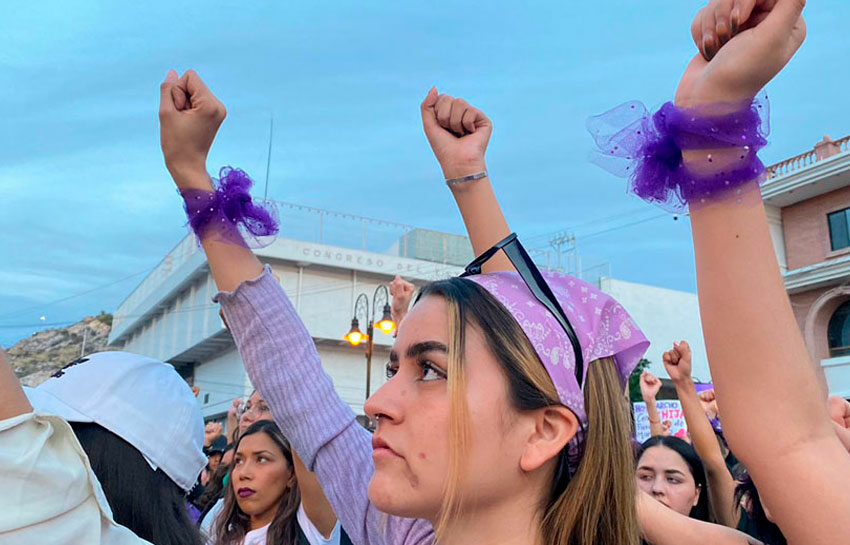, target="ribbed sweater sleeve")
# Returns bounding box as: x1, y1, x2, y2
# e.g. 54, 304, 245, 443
215, 267, 434, 545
